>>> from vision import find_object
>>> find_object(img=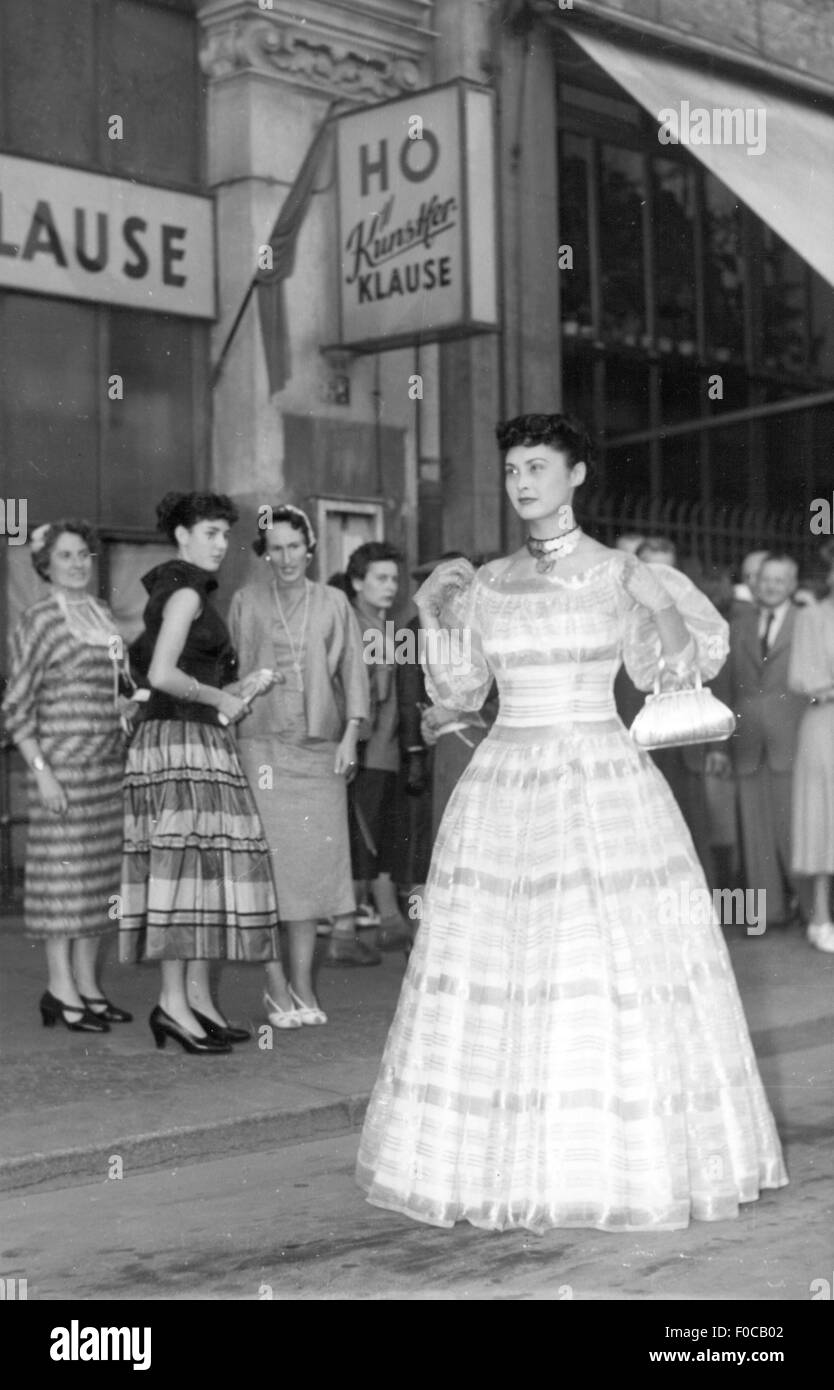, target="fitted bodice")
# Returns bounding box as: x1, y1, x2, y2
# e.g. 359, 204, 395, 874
424, 552, 729, 737
480, 559, 627, 730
